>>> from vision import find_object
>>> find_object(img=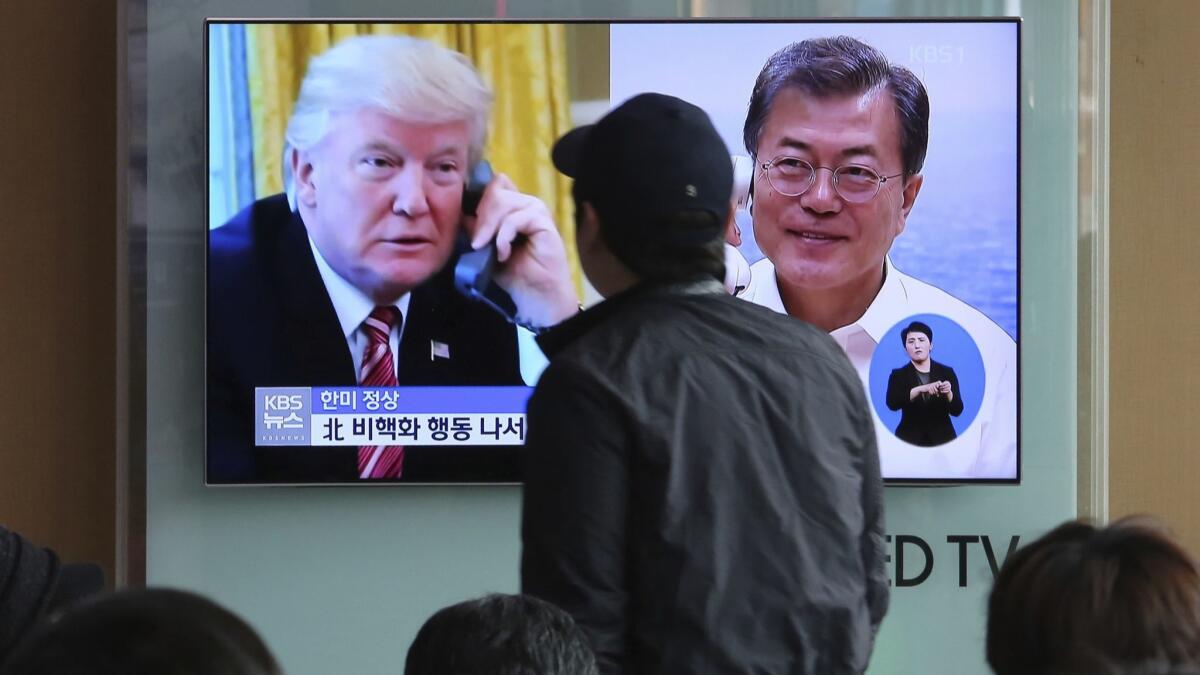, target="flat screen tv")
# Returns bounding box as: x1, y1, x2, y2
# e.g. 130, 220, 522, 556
206, 19, 1019, 485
